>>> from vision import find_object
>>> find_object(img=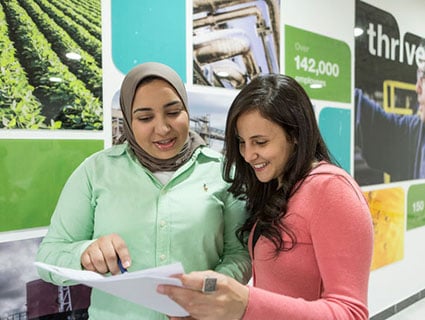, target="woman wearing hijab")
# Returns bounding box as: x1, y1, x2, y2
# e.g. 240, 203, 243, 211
36, 62, 251, 319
